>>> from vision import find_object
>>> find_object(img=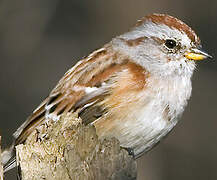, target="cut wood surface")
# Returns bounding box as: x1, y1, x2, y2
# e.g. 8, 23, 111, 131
16, 113, 137, 180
